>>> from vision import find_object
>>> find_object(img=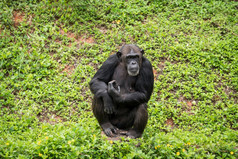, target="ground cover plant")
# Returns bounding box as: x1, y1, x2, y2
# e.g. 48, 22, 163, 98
0, 0, 237, 158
